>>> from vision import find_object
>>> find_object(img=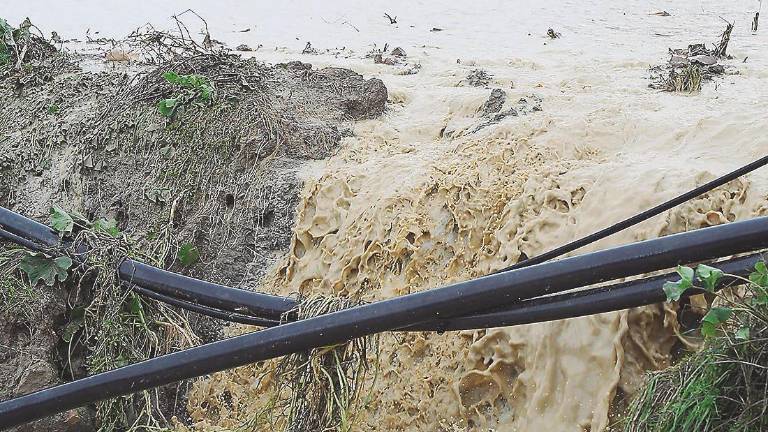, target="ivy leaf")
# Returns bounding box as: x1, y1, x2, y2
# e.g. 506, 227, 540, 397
49, 206, 74, 234
735, 326, 750, 340
92, 218, 120, 237
701, 307, 733, 337
676, 265, 694, 283
749, 261, 768, 287
663, 278, 692, 302
696, 264, 723, 293
19, 253, 73, 286
178, 243, 200, 267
